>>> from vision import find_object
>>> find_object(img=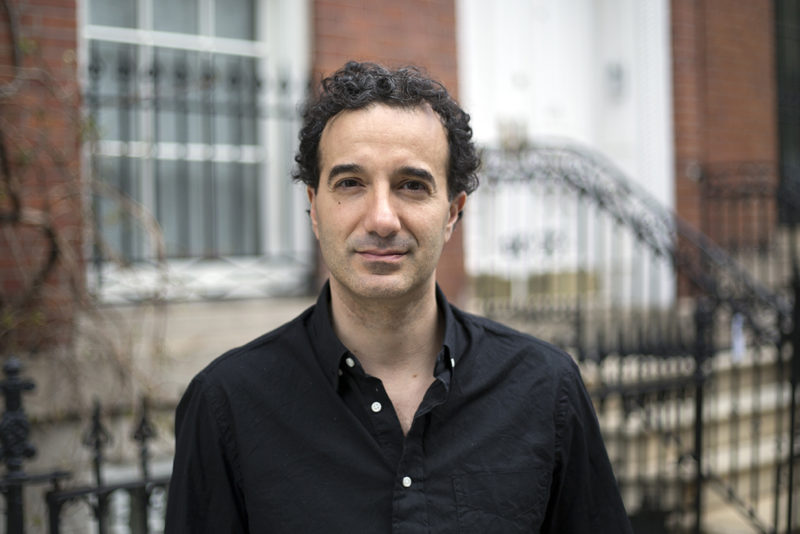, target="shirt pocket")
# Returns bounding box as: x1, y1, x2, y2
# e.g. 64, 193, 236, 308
452, 469, 548, 534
